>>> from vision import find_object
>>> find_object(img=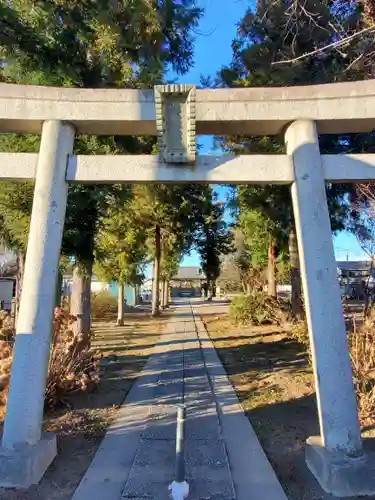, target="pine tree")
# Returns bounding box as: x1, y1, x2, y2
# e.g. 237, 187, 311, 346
195, 192, 233, 300
94, 186, 147, 325
130, 184, 208, 315
160, 234, 183, 308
